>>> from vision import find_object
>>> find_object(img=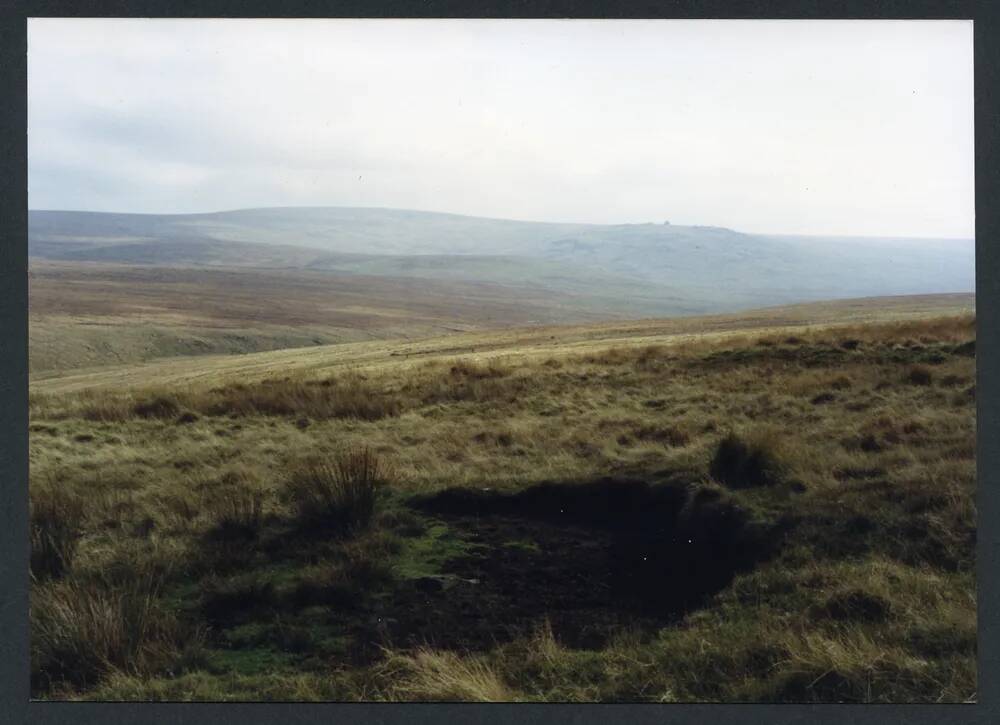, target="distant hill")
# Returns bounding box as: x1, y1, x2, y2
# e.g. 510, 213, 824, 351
29, 206, 975, 314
